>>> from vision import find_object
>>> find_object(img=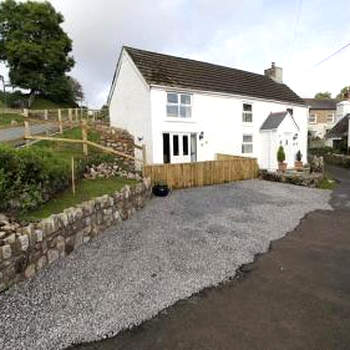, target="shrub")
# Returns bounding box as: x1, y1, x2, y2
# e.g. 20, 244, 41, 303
0, 145, 117, 213
277, 146, 286, 163
296, 150, 302, 162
